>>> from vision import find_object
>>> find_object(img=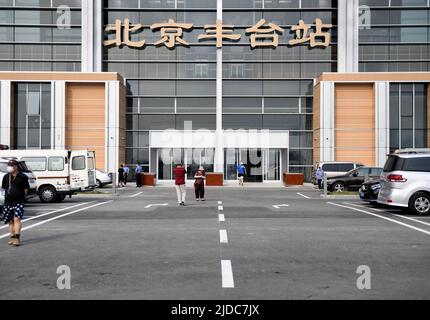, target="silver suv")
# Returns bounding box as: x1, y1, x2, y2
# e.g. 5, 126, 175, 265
378, 150, 430, 215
